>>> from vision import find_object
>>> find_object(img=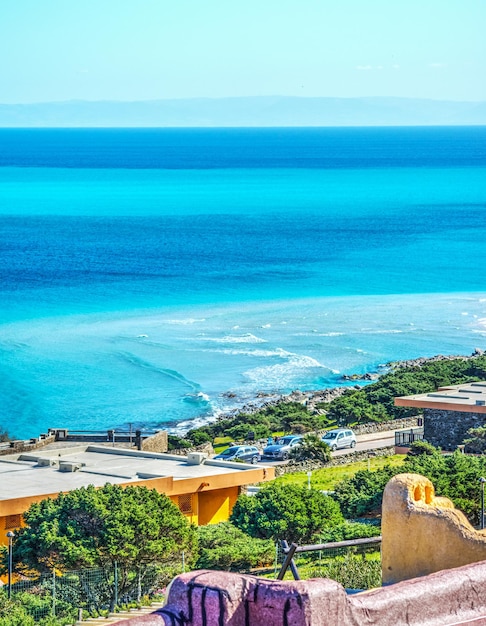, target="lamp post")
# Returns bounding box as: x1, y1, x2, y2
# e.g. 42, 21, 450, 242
480, 477, 486, 530
7, 531, 14, 599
